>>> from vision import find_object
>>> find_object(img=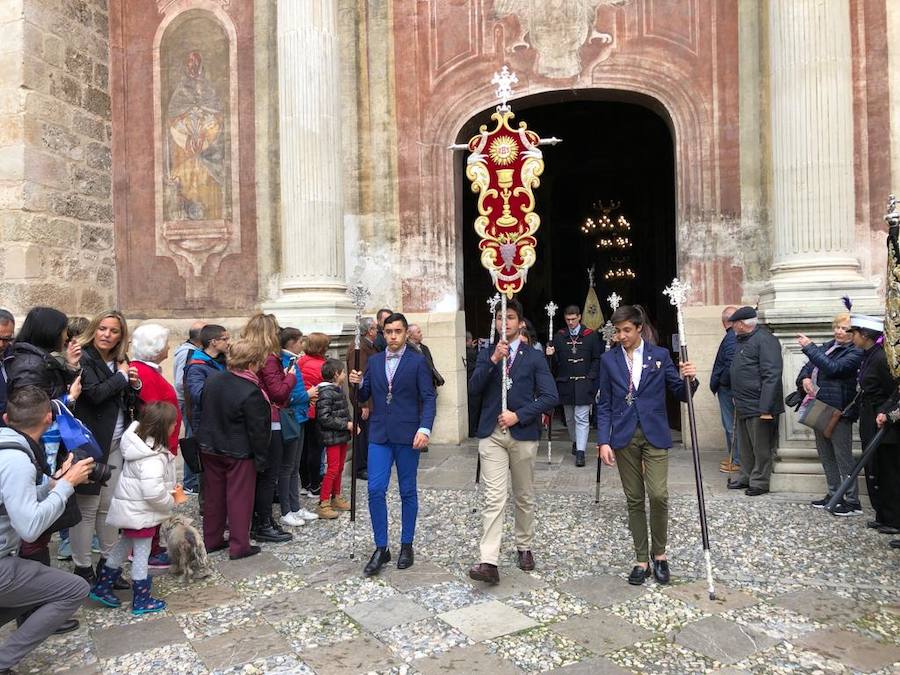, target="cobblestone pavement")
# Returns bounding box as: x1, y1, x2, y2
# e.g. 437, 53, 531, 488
6, 440, 900, 674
